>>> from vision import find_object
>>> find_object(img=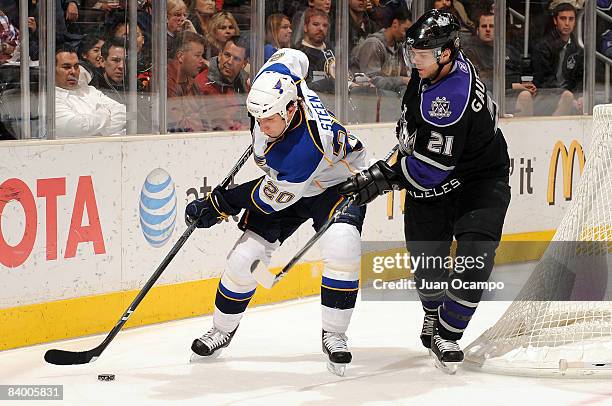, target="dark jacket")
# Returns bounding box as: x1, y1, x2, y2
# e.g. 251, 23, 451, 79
532, 29, 583, 92
462, 39, 522, 91
348, 11, 376, 55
